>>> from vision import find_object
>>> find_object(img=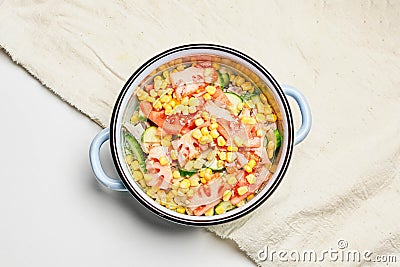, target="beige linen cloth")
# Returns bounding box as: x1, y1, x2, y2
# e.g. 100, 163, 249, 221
1, 0, 399, 265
